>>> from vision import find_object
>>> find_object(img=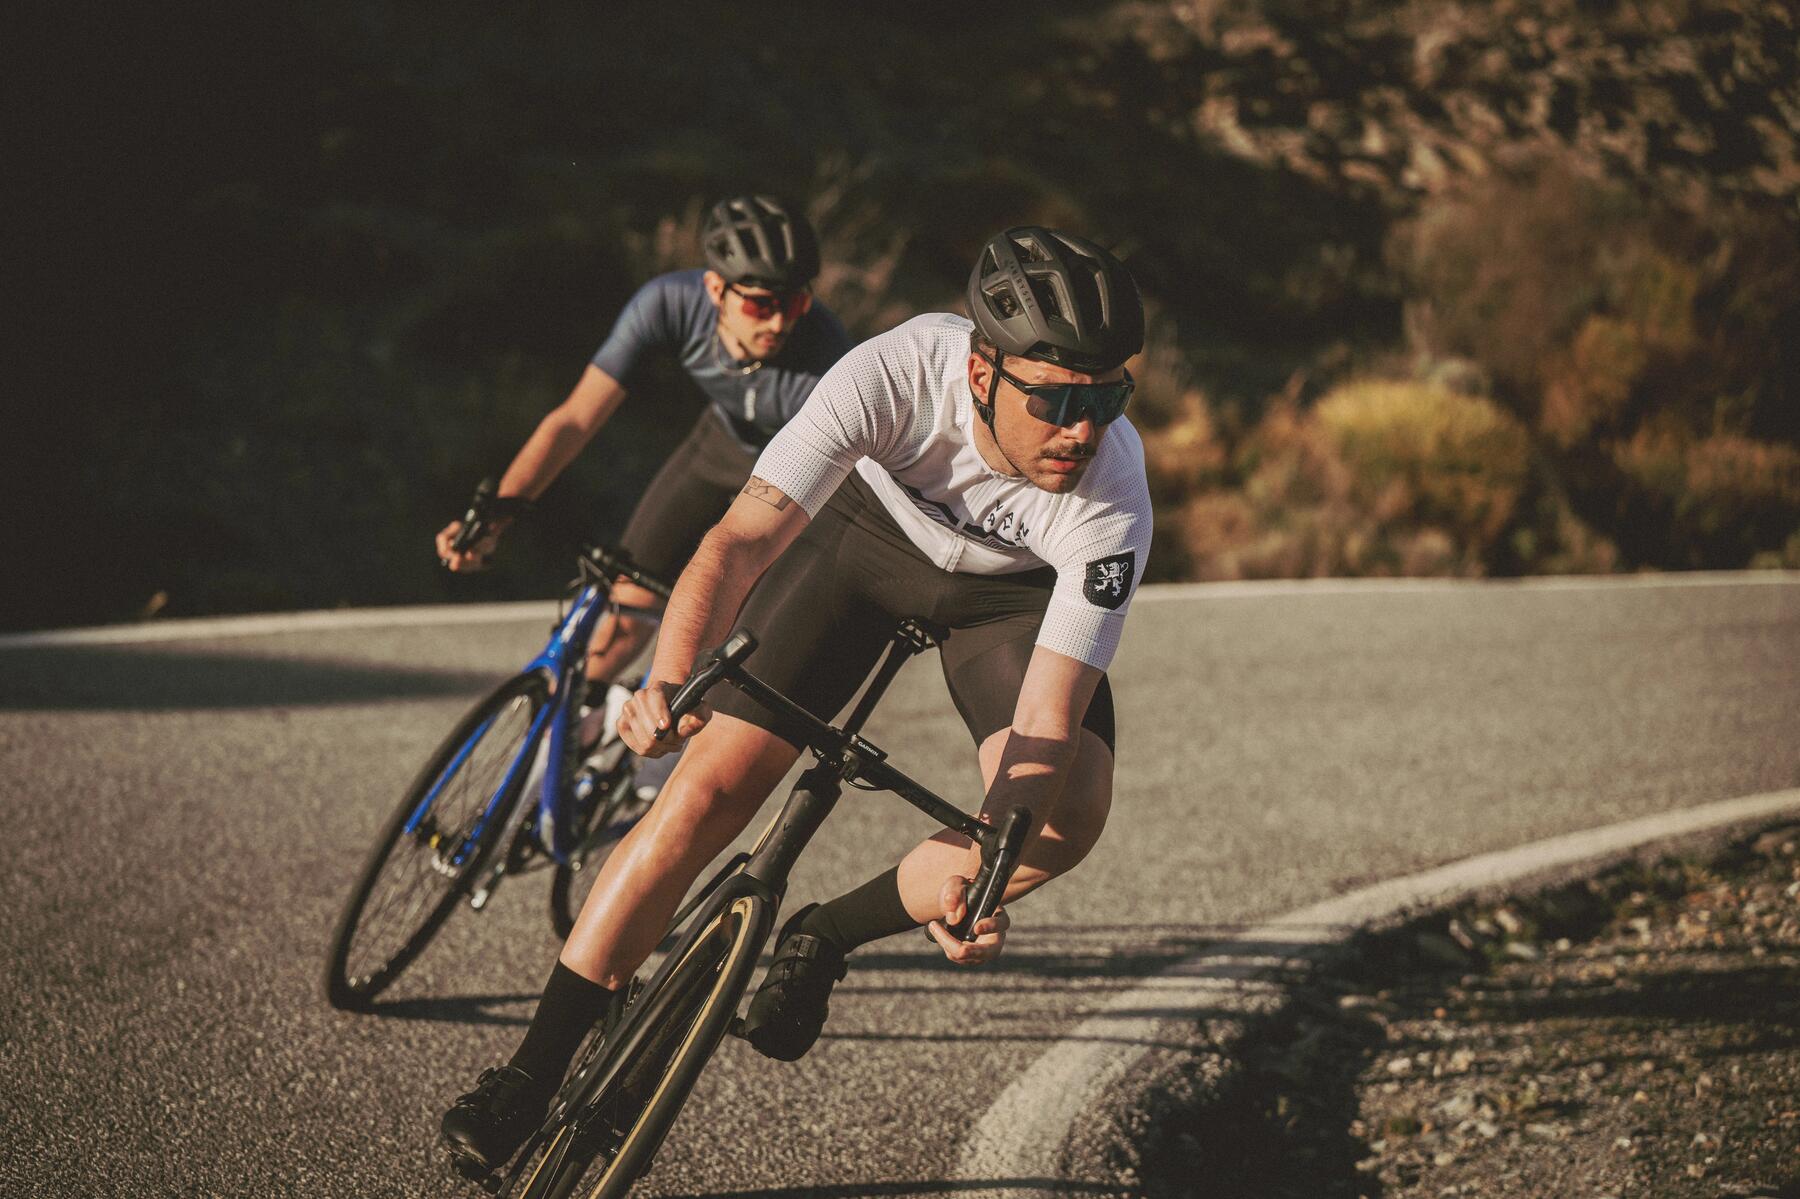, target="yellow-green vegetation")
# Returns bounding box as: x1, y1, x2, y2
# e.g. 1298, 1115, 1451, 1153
1143, 380, 1535, 580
